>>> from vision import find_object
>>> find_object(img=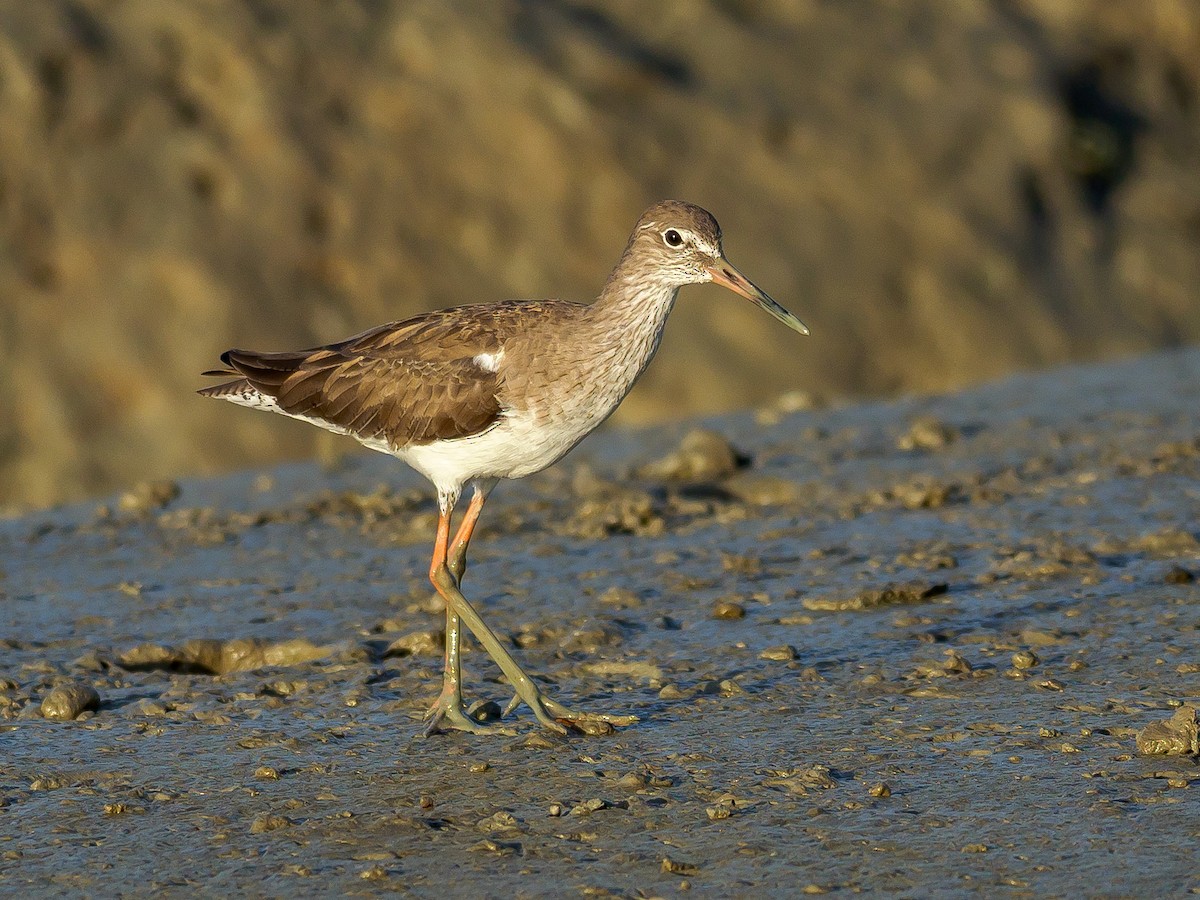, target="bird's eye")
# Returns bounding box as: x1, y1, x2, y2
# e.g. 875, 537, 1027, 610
664, 229, 683, 247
